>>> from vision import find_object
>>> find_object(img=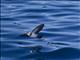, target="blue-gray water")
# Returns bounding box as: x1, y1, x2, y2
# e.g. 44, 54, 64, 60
1, 0, 80, 60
